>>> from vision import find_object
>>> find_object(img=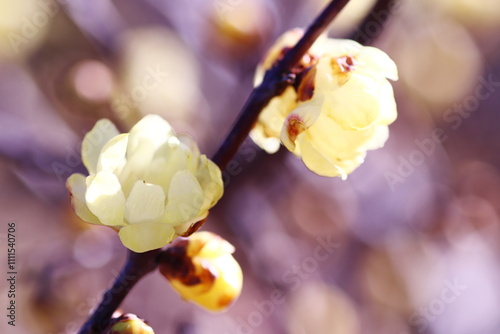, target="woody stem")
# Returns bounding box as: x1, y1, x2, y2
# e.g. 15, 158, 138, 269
77, 249, 161, 334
